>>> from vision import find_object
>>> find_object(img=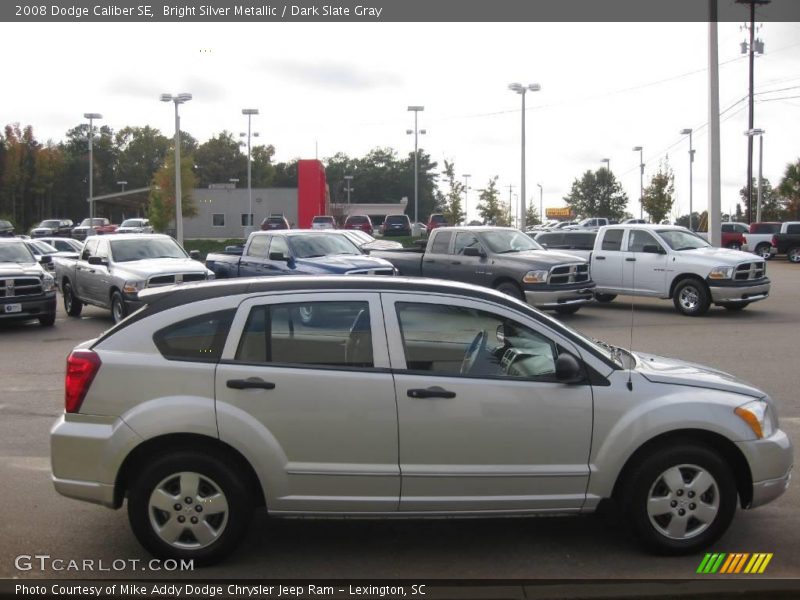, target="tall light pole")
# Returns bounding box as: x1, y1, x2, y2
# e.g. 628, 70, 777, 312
462, 174, 471, 224
601, 157, 611, 173
632, 147, 644, 220
116, 180, 127, 192
241, 108, 259, 234
508, 83, 541, 230
679, 130, 695, 230
537, 183, 543, 226
160, 93, 192, 246
406, 106, 426, 227
745, 128, 765, 222
83, 113, 102, 224
343, 175, 354, 205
